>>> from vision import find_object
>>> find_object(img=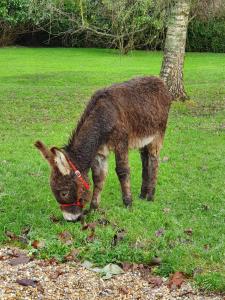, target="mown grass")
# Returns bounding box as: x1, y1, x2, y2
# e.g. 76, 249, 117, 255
0, 48, 224, 292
